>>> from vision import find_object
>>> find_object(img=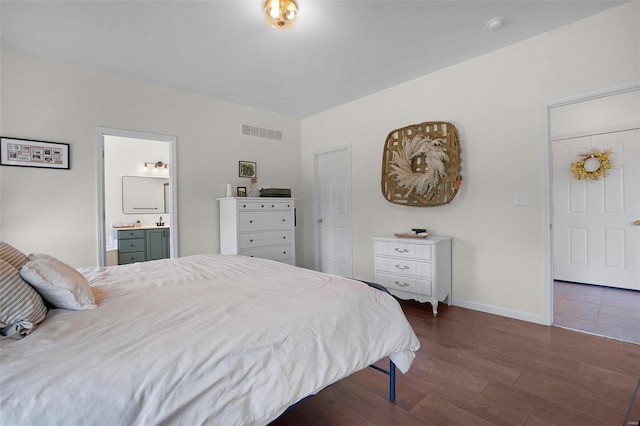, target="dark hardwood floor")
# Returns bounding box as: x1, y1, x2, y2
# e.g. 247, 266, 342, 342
272, 300, 640, 425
